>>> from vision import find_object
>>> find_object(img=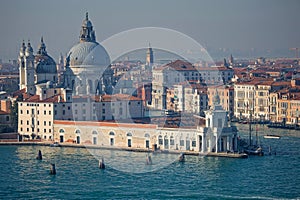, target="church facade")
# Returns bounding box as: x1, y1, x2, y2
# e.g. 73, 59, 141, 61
17, 13, 144, 140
